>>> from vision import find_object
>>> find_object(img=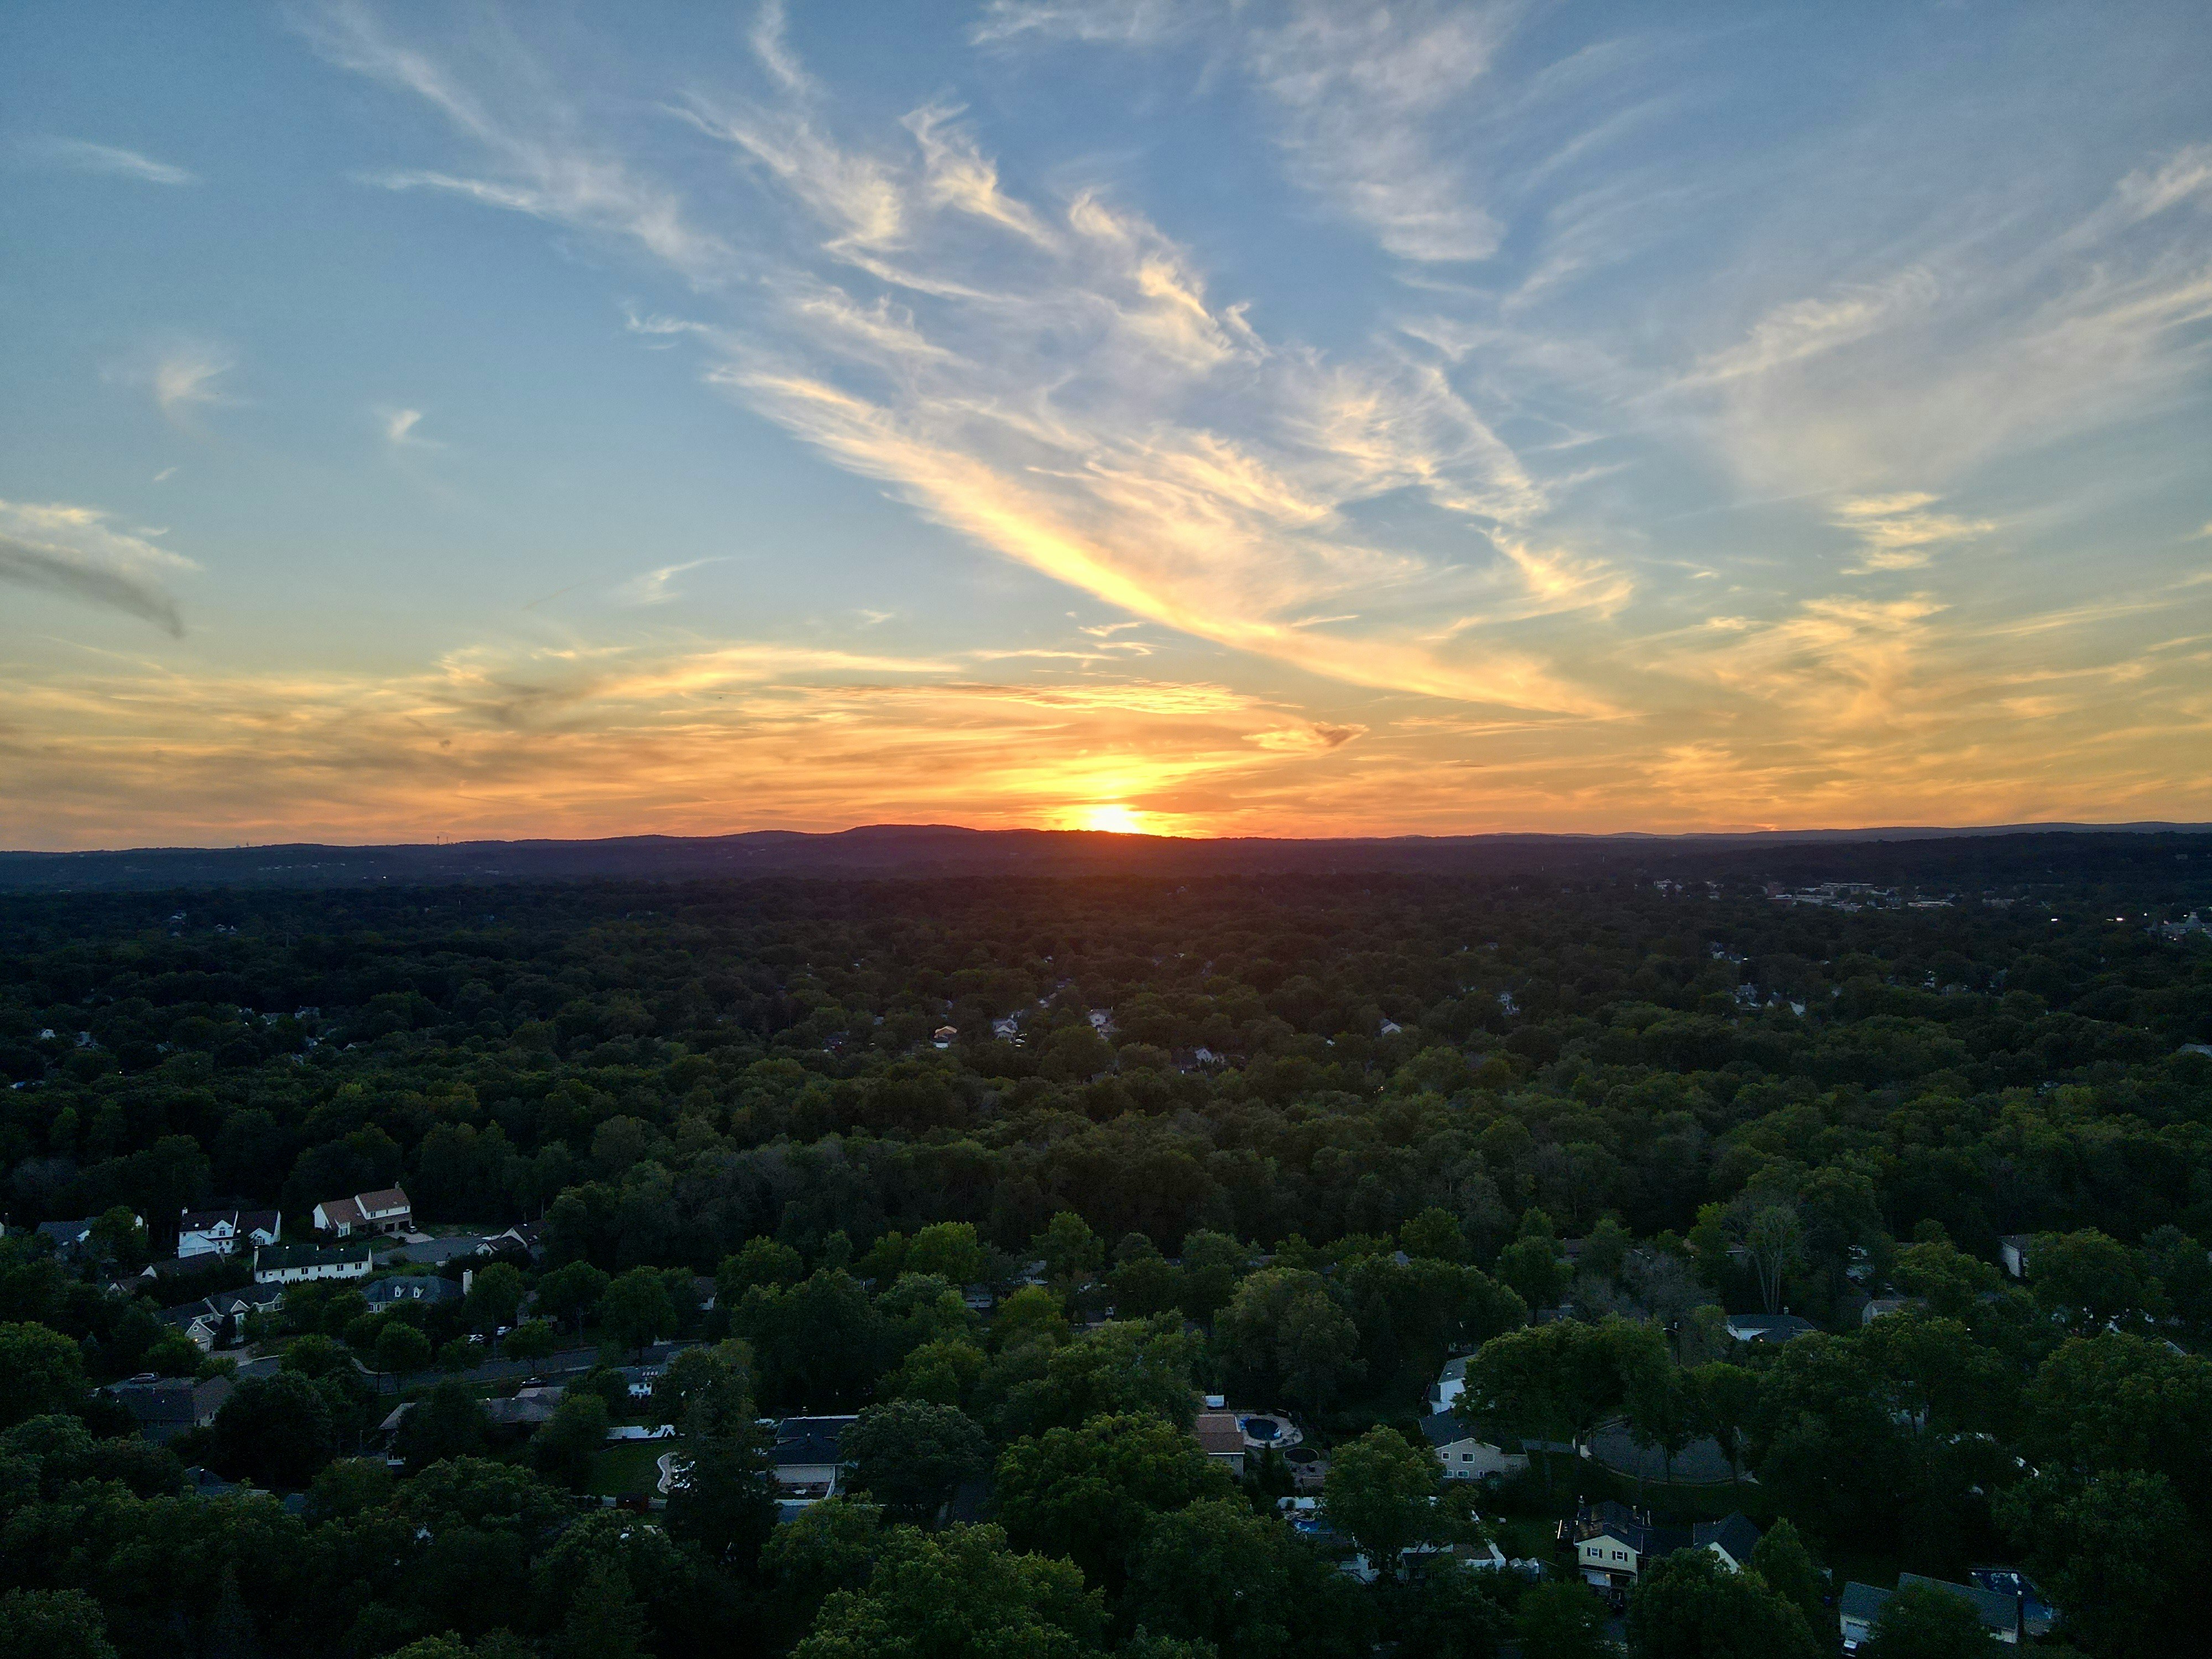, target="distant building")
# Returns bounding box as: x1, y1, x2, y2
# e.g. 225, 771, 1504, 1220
312, 1187, 412, 1239
1193, 1409, 1247, 1477
1724, 1313, 1818, 1344
1999, 1235, 2033, 1278
1840, 1575, 2021, 1650
177, 1209, 281, 1260
254, 1240, 373, 1285
105, 1374, 234, 1443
